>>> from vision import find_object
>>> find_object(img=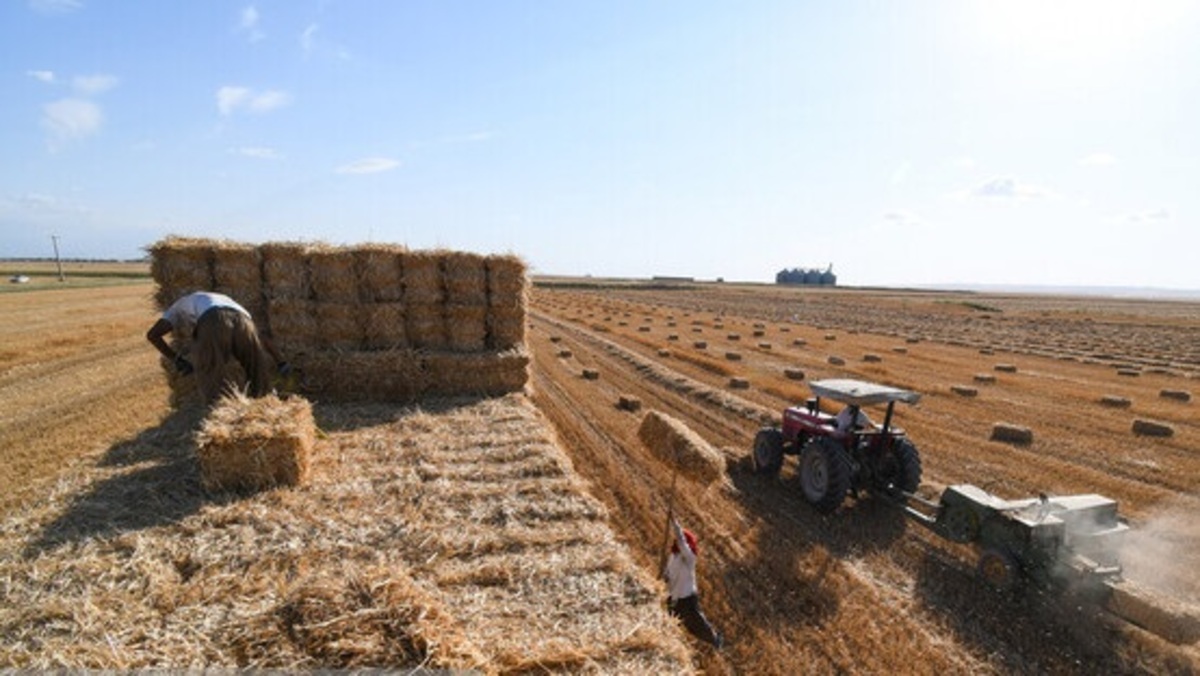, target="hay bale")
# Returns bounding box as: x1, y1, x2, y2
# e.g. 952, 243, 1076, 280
424, 349, 530, 397
725, 352, 742, 361
267, 299, 318, 353
357, 244, 406, 302
445, 304, 488, 352
617, 395, 642, 412
893, 346, 908, 354
487, 305, 526, 350
1132, 419, 1174, 437
582, 368, 600, 380
300, 350, 425, 402
148, 236, 215, 309
863, 353, 882, 363
825, 334, 837, 341
828, 356, 846, 366
403, 251, 445, 305
793, 339, 807, 347
693, 341, 707, 349
211, 241, 263, 316
261, 242, 312, 300
727, 333, 741, 341
637, 410, 723, 485
195, 392, 314, 492
906, 337, 921, 344
784, 368, 805, 381
485, 254, 527, 303
667, 334, 679, 341
407, 304, 448, 350
728, 377, 749, 390
309, 246, 360, 303
657, 348, 671, 357
753, 330, 765, 338
557, 349, 573, 359
638, 326, 651, 332
443, 251, 488, 305
974, 374, 997, 384
991, 422, 1033, 445
363, 302, 408, 350
1160, 389, 1192, 402
1107, 580, 1200, 645
315, 301, 364, 350
994, 363, 1018, 373
758, 343, 772, 350
1099, 395, 1132, 408
1118, 369, 1141, 377
951, 385, 978, 397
